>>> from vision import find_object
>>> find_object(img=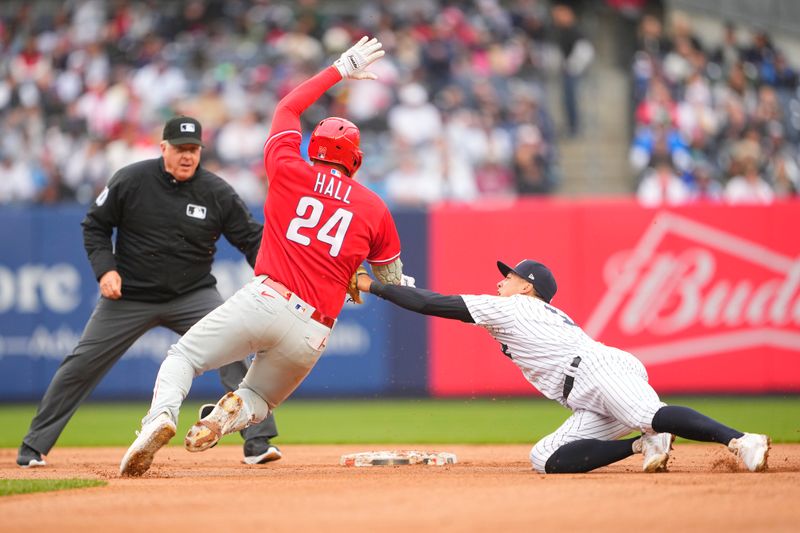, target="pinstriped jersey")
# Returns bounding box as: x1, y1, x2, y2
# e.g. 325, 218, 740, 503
462, 294, 605, 400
